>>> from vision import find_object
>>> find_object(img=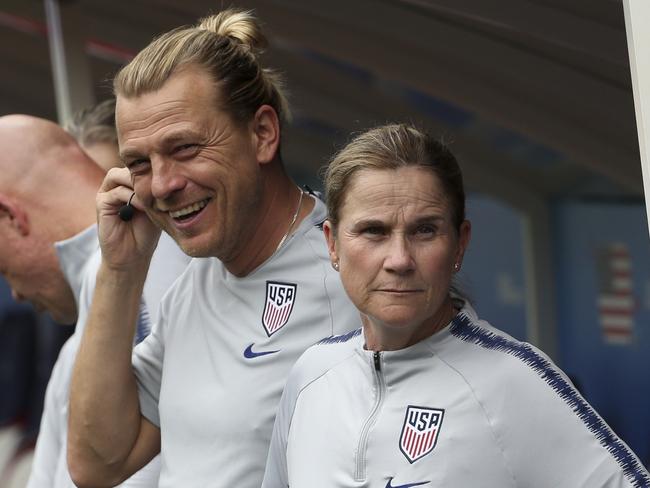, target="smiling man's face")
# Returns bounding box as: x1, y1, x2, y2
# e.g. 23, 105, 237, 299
117, 66, 263, 259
